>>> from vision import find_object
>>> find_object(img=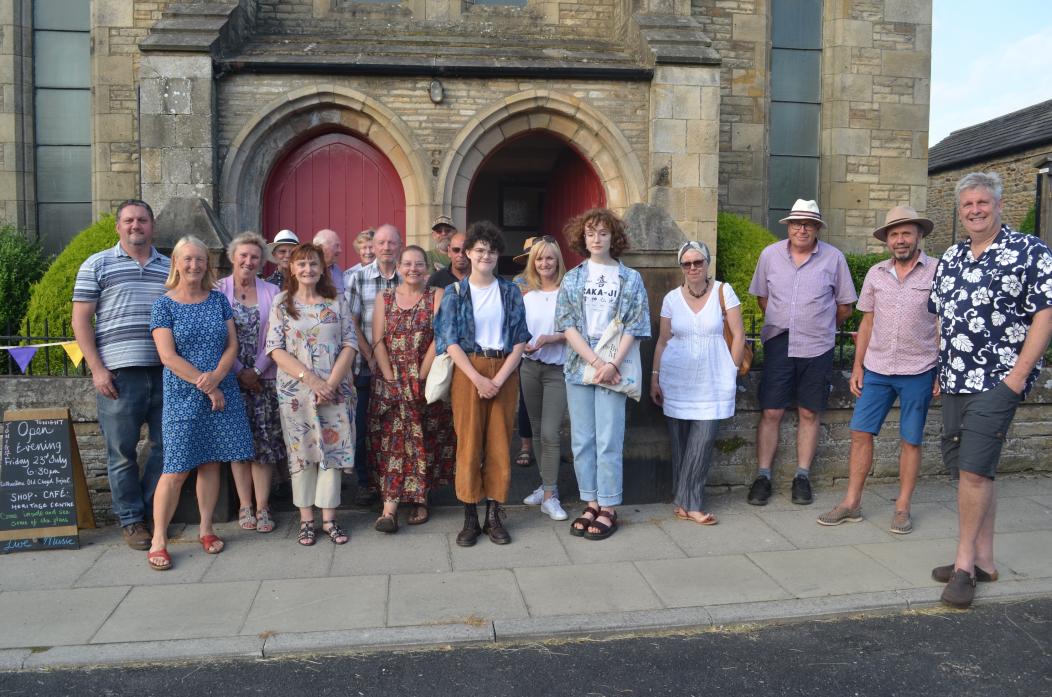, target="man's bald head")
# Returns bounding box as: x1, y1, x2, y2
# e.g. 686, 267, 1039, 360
313, 228, 341, 265
373, 223, 402, 268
